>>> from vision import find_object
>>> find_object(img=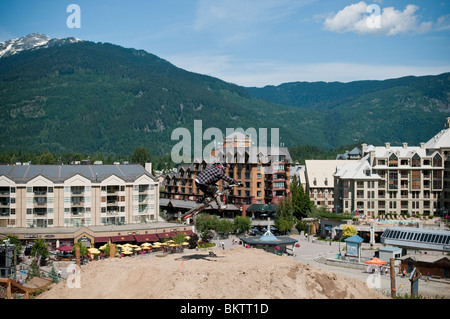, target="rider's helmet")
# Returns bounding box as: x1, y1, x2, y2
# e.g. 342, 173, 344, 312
216, 162, 230, 170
